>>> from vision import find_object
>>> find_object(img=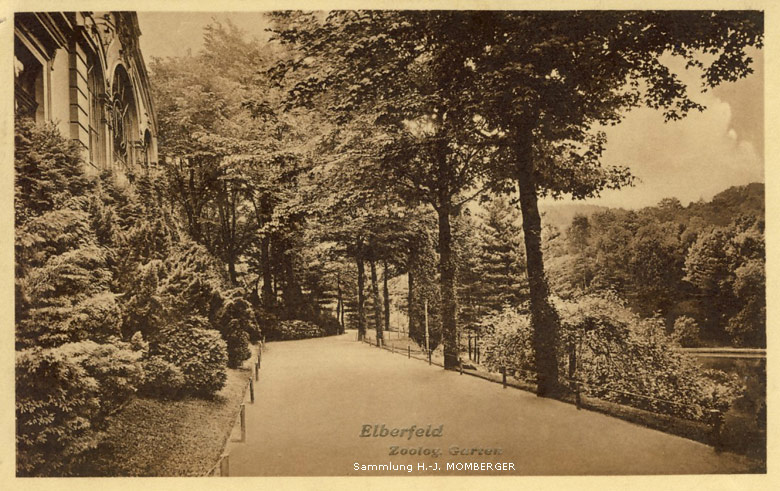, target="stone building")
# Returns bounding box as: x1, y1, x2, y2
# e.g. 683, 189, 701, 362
14, 12, 158, 180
